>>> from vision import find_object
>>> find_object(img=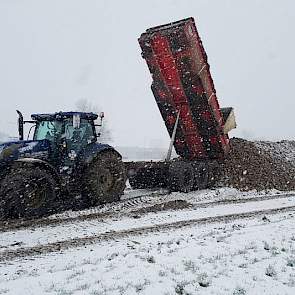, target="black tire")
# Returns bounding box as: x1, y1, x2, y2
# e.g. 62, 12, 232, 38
192, 162, 209, 190
82, 151, 126, 205
0, 163, 58, 219
168, 161, 194, 193
207, 160, 220, 188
